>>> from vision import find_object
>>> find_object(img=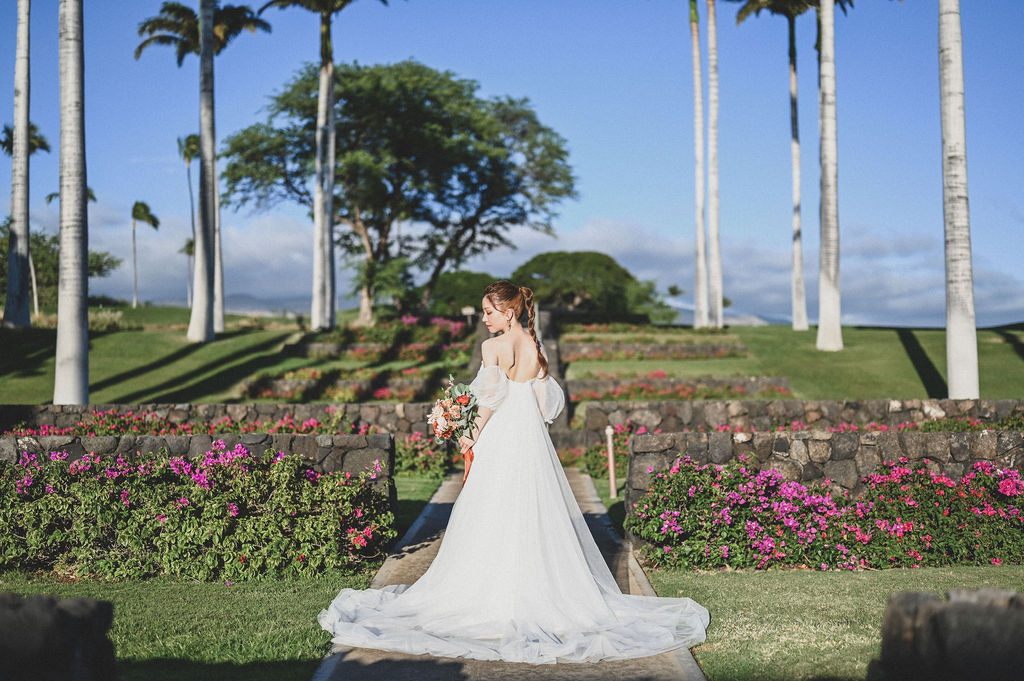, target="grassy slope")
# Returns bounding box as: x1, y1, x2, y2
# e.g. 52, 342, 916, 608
566, 324, 1024, 400
649, 565, 1024, 681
